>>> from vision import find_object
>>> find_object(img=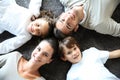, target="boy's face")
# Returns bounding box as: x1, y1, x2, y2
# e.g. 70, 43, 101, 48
27, 18, 49, 37
62, 44, 82, 64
